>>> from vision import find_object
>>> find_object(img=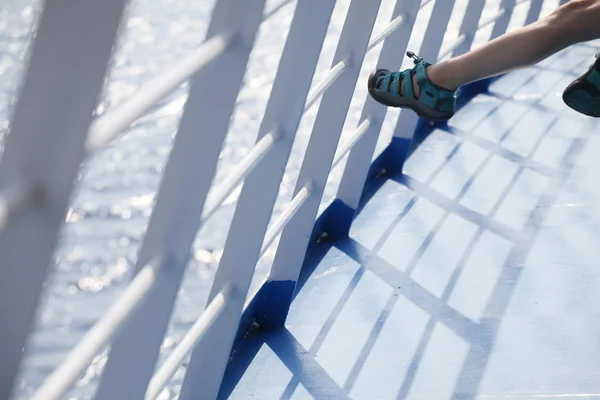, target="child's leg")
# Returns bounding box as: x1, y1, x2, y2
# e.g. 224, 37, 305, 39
368, 0, 600, 120
428, 0, 600, 90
